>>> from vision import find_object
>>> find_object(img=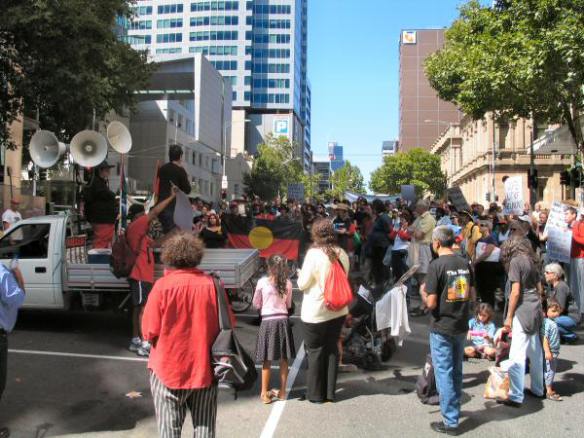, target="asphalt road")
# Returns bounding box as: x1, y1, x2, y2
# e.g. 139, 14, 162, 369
1, 293, 584, 438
